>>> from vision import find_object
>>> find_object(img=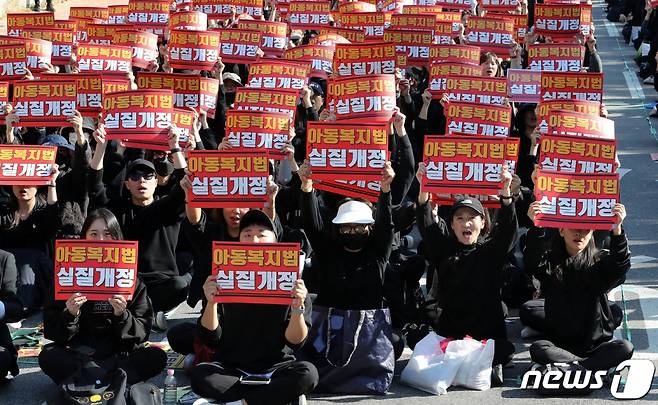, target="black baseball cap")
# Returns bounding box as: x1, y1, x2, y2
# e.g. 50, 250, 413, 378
239, 210, 277, 235
126, 159, 156, 175
450, 197, 486, 218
